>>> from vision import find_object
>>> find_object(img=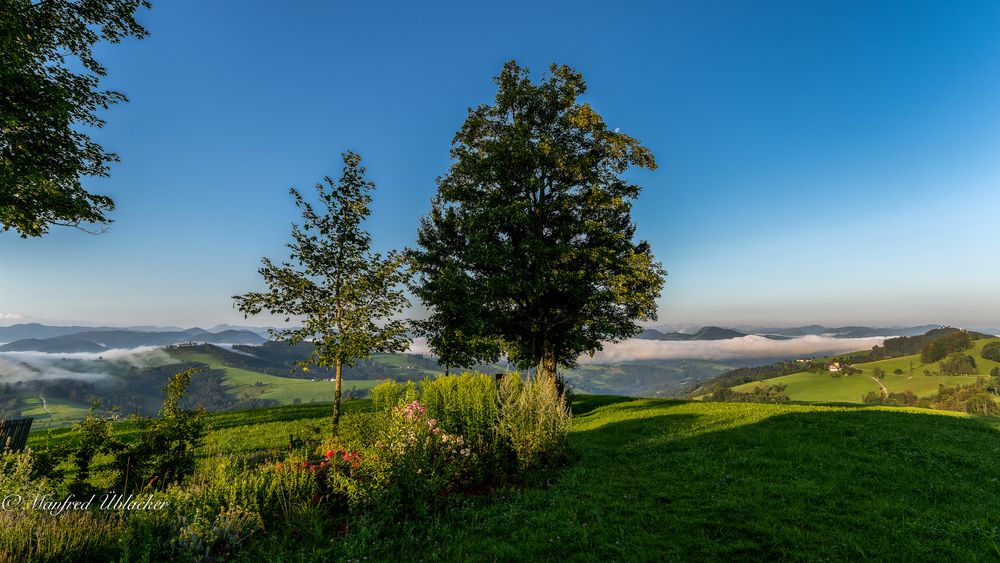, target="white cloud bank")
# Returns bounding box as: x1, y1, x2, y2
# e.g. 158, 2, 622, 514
0, 347, 178, 384
407, 335, 886, 364
578, 335, 886, 364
